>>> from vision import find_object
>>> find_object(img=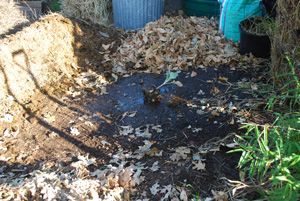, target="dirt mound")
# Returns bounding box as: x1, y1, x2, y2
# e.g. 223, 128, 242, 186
0, 13, 121, 119
0, 14, 76, 104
